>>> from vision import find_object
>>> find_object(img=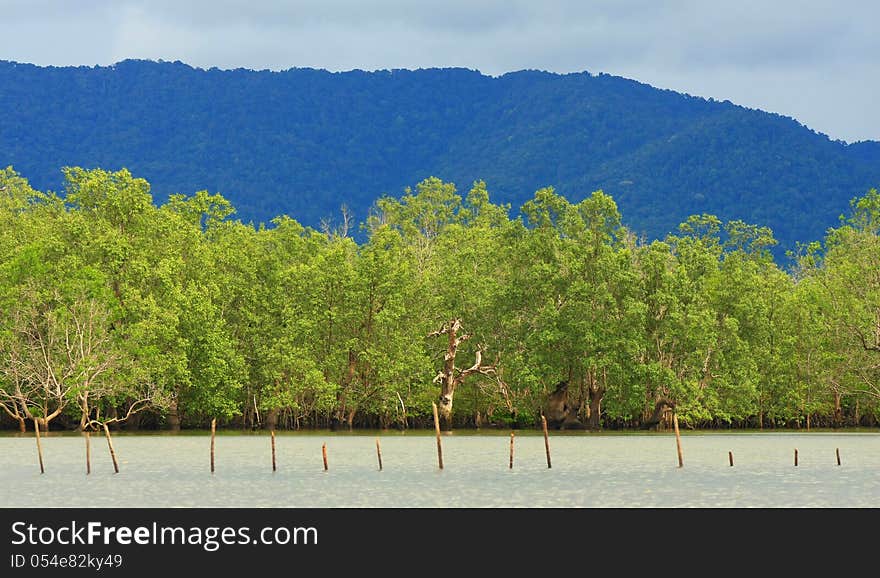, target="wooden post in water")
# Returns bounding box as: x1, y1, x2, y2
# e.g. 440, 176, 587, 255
271, 430, 276, 472
376, 437, 383, 471
836, 448, 841, 466
541, 414, 551, 469
673, 413, 683, 468
210, 418, 216, 474
509, 431, 515, 469
728, 451, 734, 467
322, 443, 328, 471
103, 423, 119, 474
34, 418, 44, 474
794, 448, 798, 466
85, 432, 91, 475
432, 401, 444, 470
